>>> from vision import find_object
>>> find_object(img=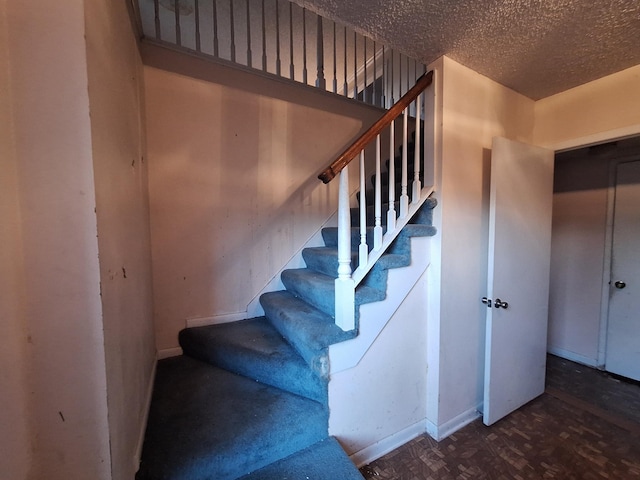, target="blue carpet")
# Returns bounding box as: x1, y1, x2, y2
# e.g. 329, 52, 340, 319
136, 356, 328, 480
